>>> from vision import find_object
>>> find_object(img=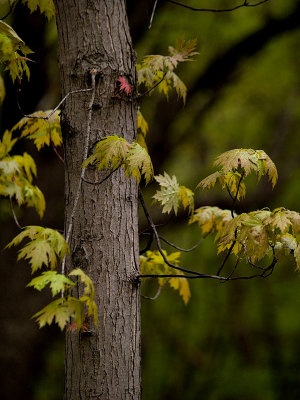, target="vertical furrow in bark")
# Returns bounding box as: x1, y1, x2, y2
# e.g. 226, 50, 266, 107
54, 1, 141, 399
